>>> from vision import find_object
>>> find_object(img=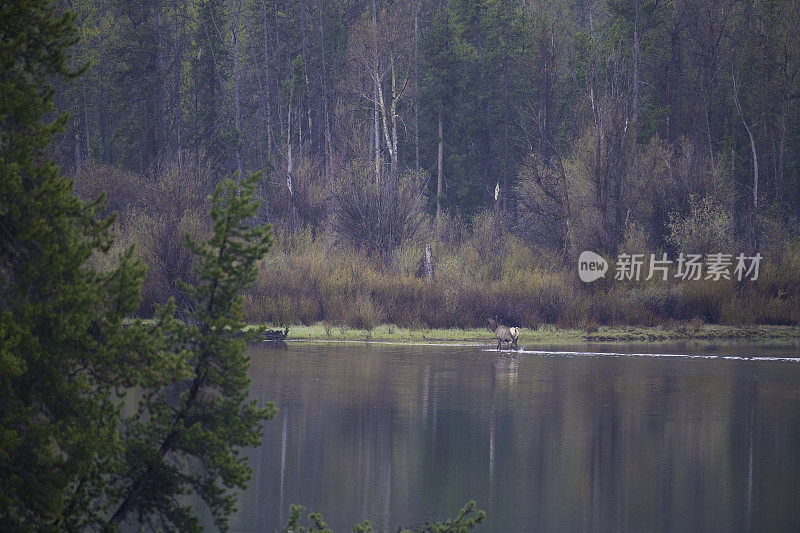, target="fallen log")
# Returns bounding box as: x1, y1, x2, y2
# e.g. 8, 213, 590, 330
262, 326, 289, 342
